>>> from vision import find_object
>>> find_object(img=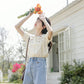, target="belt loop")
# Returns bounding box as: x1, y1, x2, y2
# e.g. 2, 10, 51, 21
35, 57, 37, 61
29, 58, 31, 62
